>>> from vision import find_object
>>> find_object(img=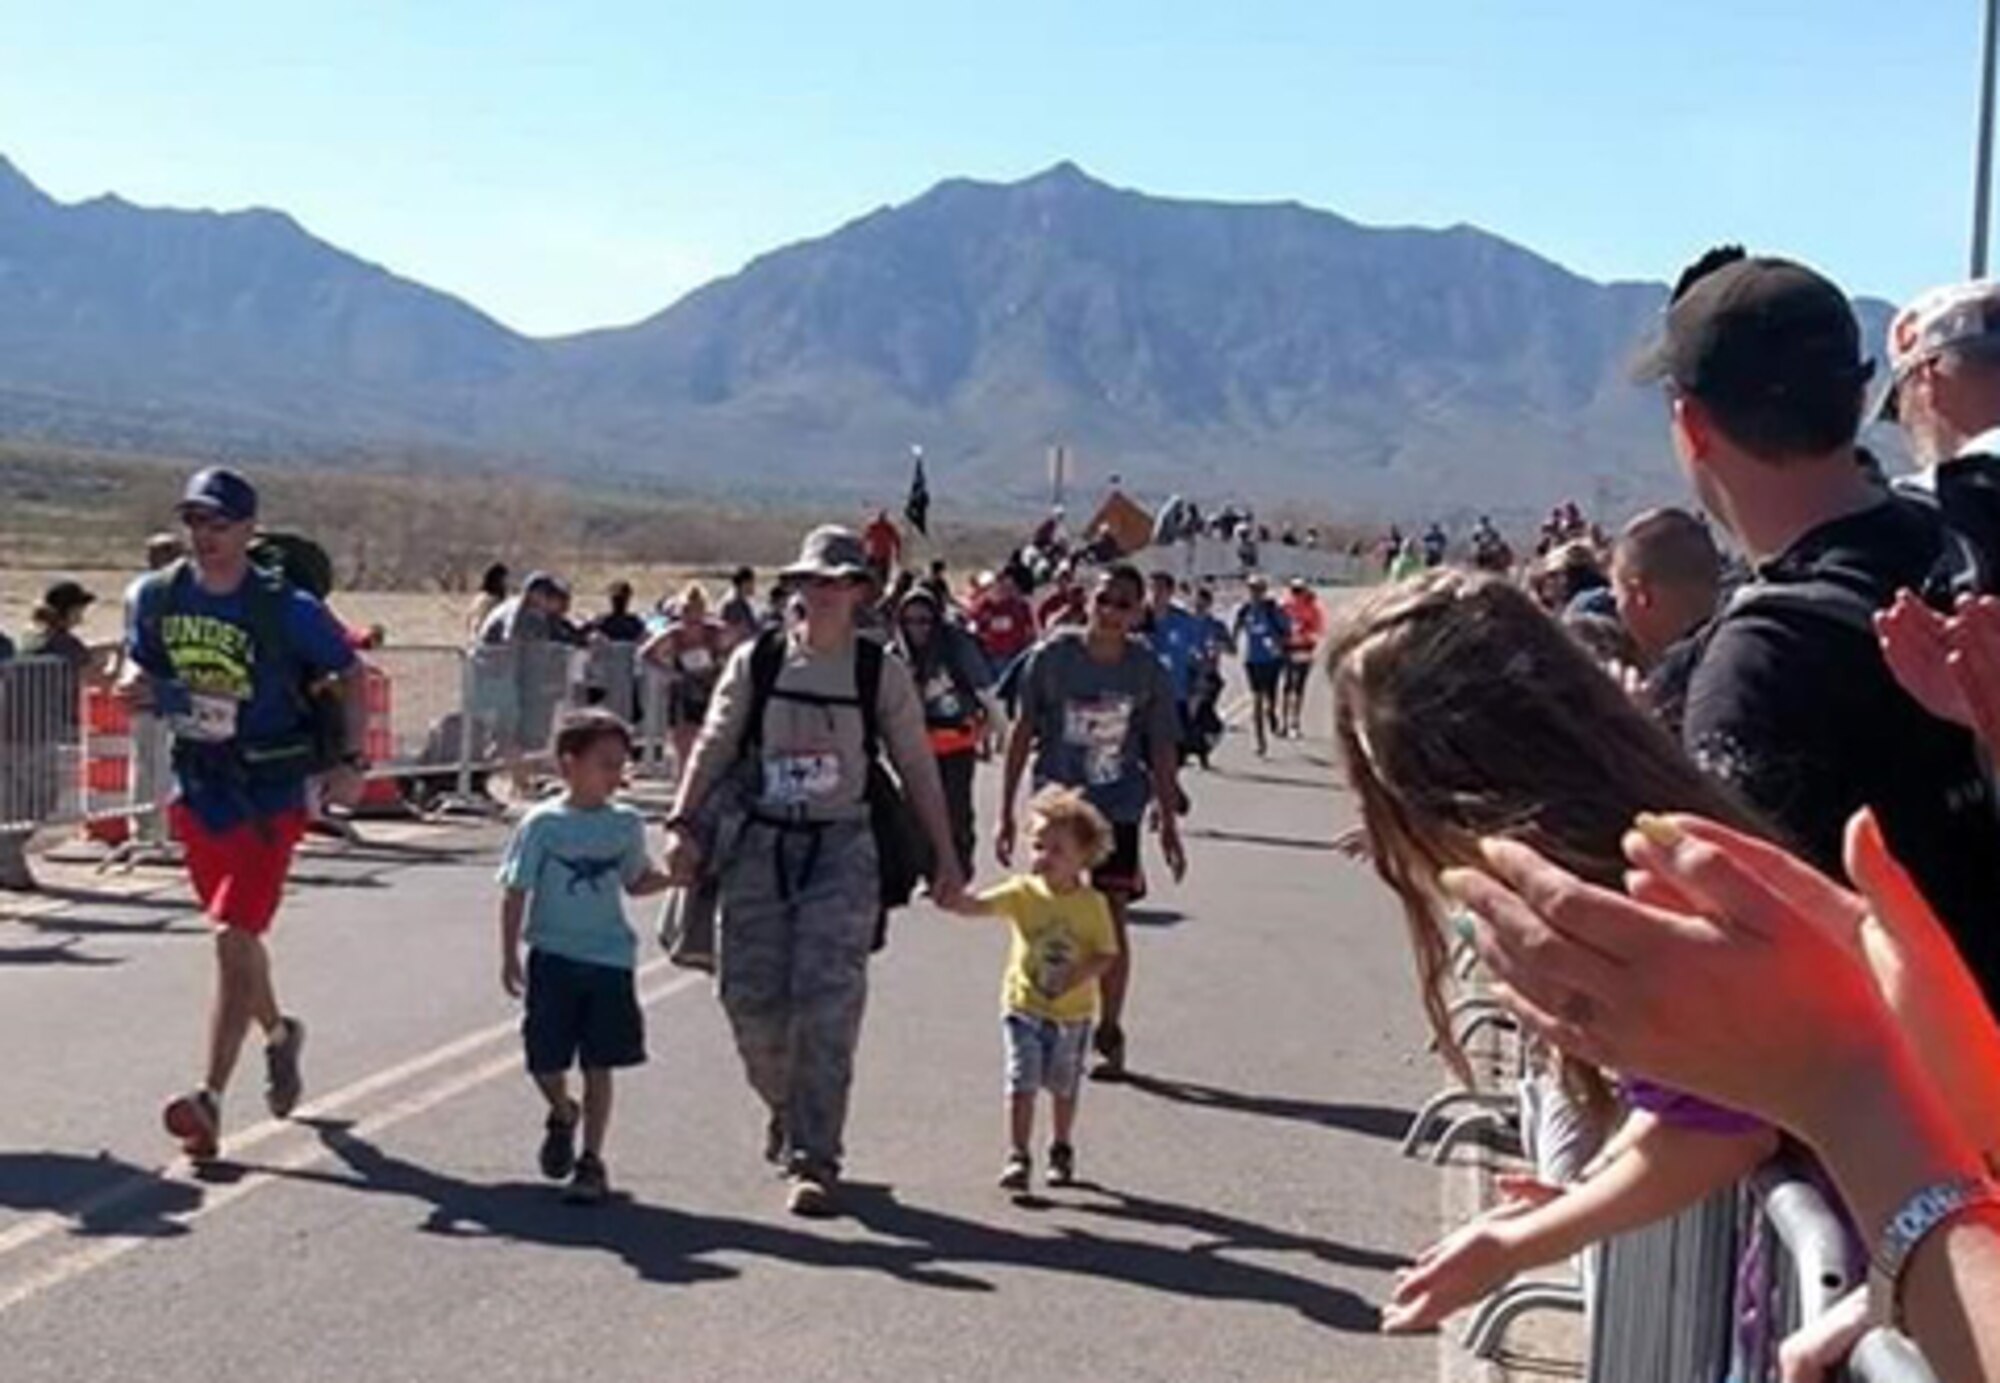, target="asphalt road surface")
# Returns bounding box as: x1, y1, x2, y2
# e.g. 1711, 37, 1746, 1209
0, 708, 1445, 1383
